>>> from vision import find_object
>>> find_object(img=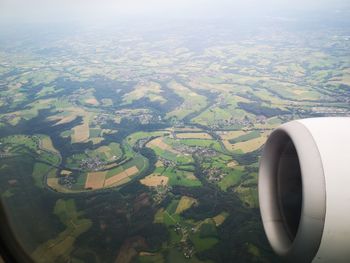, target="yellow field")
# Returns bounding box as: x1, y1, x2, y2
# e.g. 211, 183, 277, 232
41, 136, 59, 153
146, 137, 179, 154
232, 134, 268, 153
104, 166, 139, 187
103, 163, 119, 170
176, 132, 212, 139
220, 131, 268, 152
184, 172, 197, 180
231, 95, 251, 103
167, 127, 202, 132
213, 212, 229, 226
85, 171, 106, 189
104, 172, 129, 187
72, 117, 89, 143
227, 160, 238, 168
140, 174, 169, 187
175, 196, 197, 214
47, 178, 59, 189
85, 98, 99, 106
155, 160, 164, 167
154, 208, 165, 223
292, 89, 308, 95
222, 140, 235, 152
124, 166, 139, 176
97, 146, 110, 153
95, 146, 114, 160
50, 107, 87, 126
53, 115, 77, 125
218, 130, 247, 140
114, 177, 132, 186
96, 144, 120, 159
123, 81, 166, 103
51, 107, 91, 129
